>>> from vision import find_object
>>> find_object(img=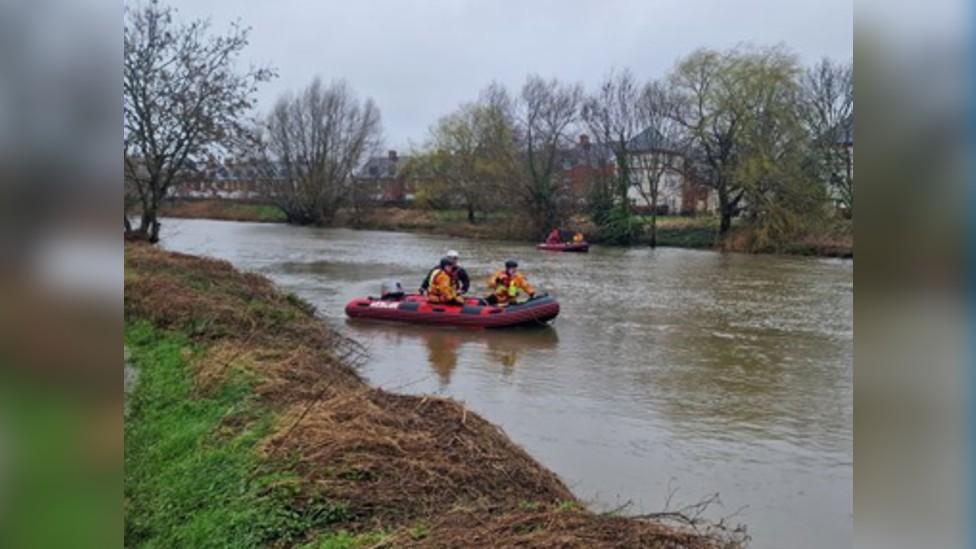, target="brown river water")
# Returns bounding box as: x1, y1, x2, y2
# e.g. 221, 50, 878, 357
161, 218, 853, 549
